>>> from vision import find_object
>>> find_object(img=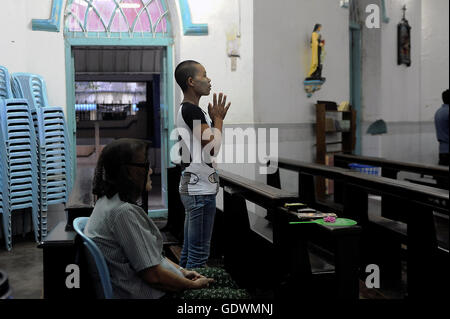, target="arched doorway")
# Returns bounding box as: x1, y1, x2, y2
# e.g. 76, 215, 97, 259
64, 0, 175, 212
